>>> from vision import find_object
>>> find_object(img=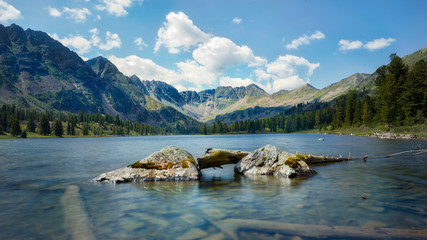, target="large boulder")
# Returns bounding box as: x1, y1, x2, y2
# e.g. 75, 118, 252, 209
234, 145, 317, 178
94, 146, 199, 183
